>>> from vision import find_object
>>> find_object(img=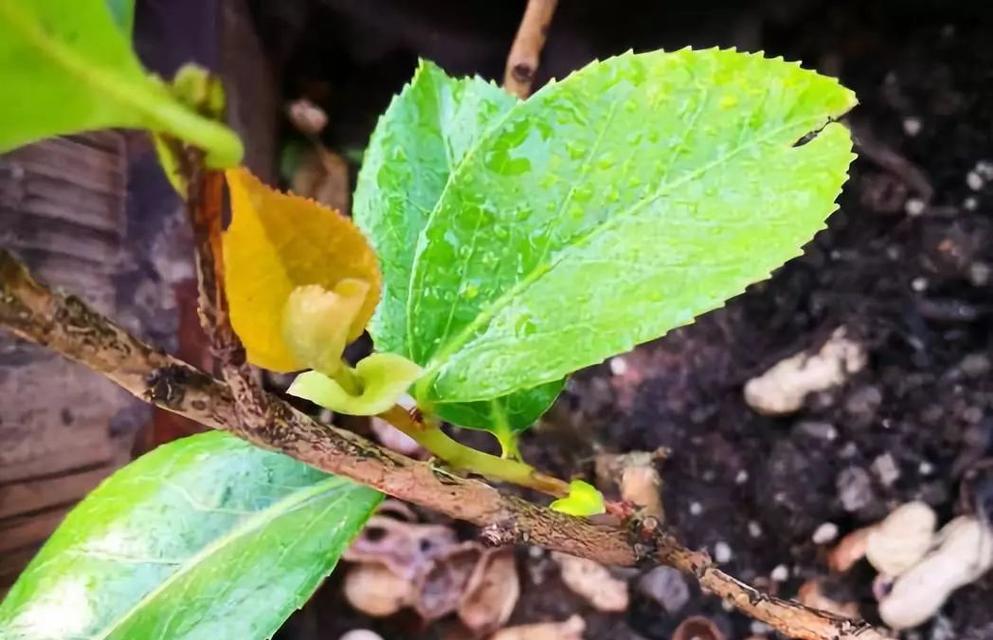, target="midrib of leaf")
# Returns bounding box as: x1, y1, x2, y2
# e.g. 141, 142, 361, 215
435, 95, 623, 356
0, 1, 238, 165
88, 476, 352, 640
417, 111, 838, 391
375, 64, 455, 359
403, 86, 525, 361
422, 75, 464, 348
